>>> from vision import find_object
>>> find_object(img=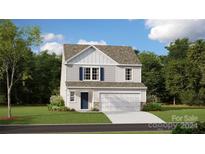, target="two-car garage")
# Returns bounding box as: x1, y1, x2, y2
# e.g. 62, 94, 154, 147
98, 91, 164, 124
100, 93, 141, 112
